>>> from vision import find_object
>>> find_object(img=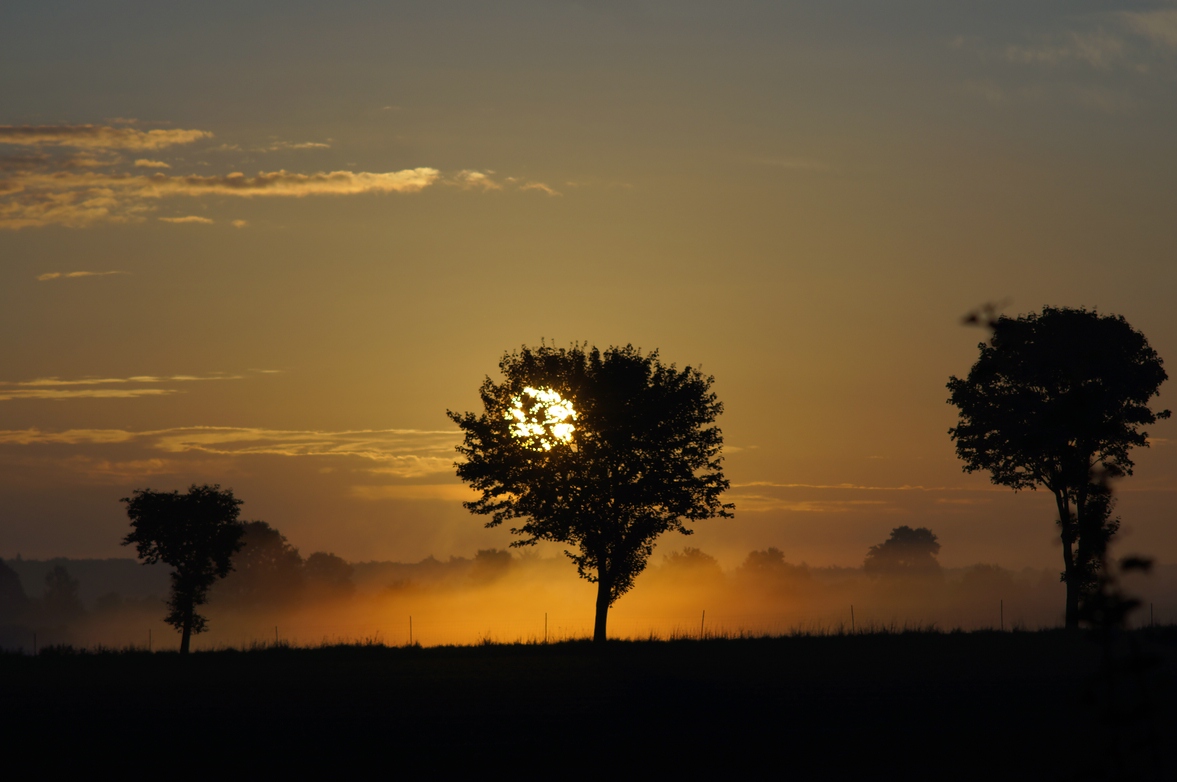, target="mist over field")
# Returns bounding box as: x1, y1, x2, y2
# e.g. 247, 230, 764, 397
5, 546, 1176, 652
